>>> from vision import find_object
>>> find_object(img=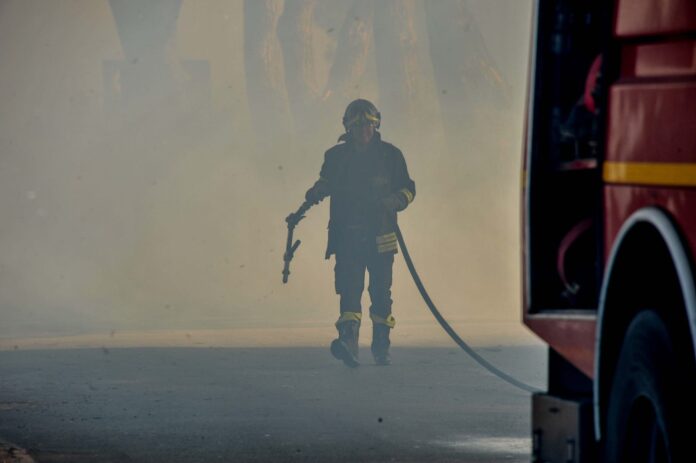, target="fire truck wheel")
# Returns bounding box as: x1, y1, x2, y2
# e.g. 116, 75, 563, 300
603, 310, 684, 463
